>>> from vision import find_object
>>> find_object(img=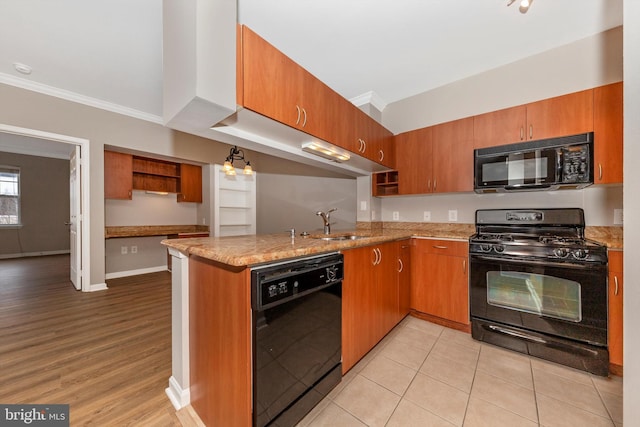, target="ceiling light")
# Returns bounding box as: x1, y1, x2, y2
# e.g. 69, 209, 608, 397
301, 141, 350, 163
507, 0, 533, 14
13, 62, 32, 75
222, 145, 253, 176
